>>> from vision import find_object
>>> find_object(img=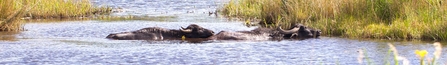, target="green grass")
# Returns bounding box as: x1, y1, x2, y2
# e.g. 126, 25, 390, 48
221, 0, 447, 41
0, 0, 110, 31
